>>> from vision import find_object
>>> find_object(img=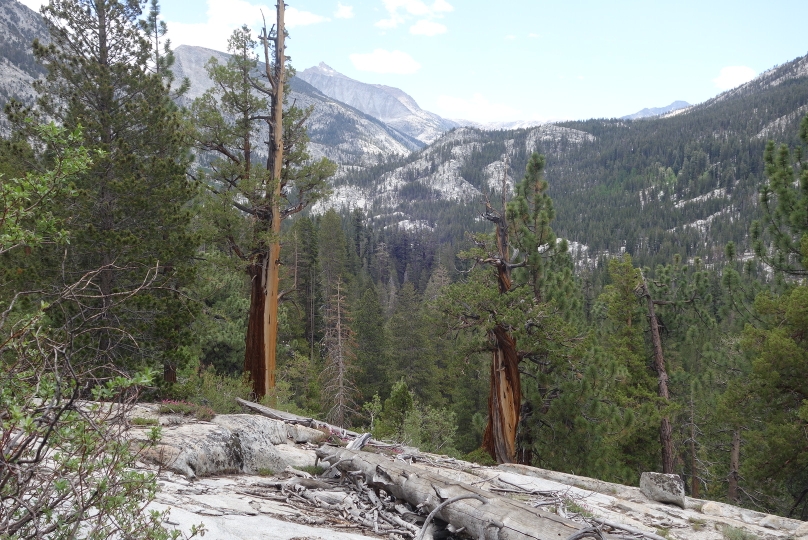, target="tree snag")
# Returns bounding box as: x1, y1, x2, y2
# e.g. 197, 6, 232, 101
481, 193, 521, 464
244, 1, 286, 397
637, 273, 674, 474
